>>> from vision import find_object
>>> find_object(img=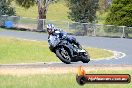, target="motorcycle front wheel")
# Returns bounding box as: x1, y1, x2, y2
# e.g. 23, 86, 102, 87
81, 52, 90, 63
55, 47, 71, 64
